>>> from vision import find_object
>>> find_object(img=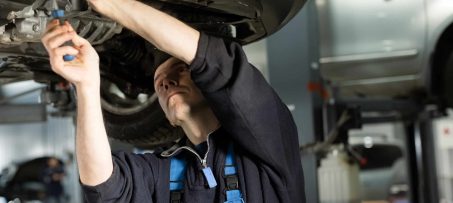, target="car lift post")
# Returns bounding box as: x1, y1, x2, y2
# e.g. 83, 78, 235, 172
405, 105, 442, 203
327, 99, 442, 203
